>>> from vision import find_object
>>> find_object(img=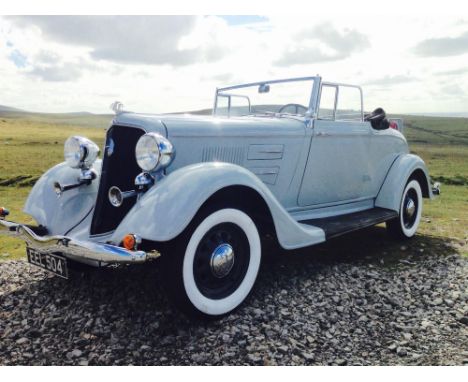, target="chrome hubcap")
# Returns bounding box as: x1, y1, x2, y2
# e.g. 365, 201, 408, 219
405, 198, 416, 219
194, 223, 250, 300
210, 244, 235, 278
